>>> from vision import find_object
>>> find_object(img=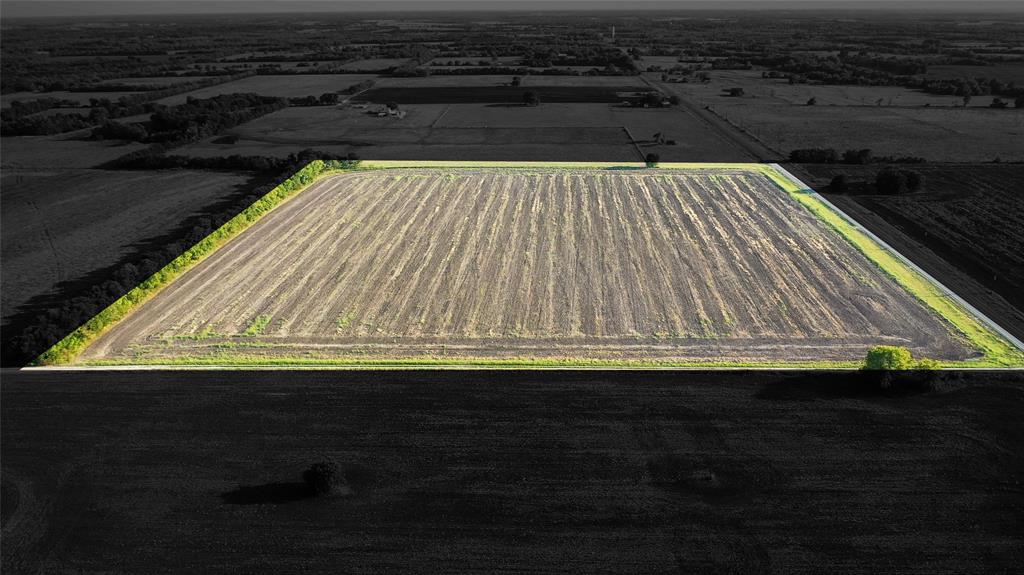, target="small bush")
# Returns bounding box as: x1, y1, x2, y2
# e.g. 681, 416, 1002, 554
875, 168, 924, 195
829, 174, 848, 194
864, 345, 914, 370
645, 153, 660, 167
863, 346, 943, 391
303, 461, 347, 496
